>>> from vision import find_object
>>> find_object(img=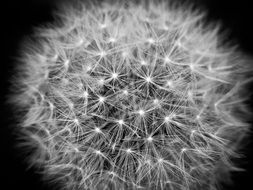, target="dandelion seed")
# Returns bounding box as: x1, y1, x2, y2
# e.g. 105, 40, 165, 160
99, 96, 105, 103
98, 78, 105, 85
153, 99, 159, 104
94, 127, 101, 133
145, 159, 151, 164
64, 59, 70, 69
73, 118, 79, 125
147, 136, 153, 142
164, 116, 171, 123
181, 148, 187, 153
140, 60, 147, 65
163, 25, 169, 30
122, 51, 128, 58
147, 38, 155, 44
189, 63, 195, 70
138, 109, 145, 116
86, 65, 92, 72
157, 157, 164, 163
94, 149, 102, 155
108, 37, 116, 43
108, 171, 116, 176
111, 72, 118, 79
51, 54, 58, 61
166, 80, 174, 87
118, 119, 124, 125
69, 102, 74, 110
126, 148, 132, 153
99, 51, 106, 57
111, 143, 116, 150
76, 38, 84, 46
83, 91, 89, 97
145, 76, 152, 83
100, 23, 107, 29
123, 90, 128, 95
164, 56, 170, 63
